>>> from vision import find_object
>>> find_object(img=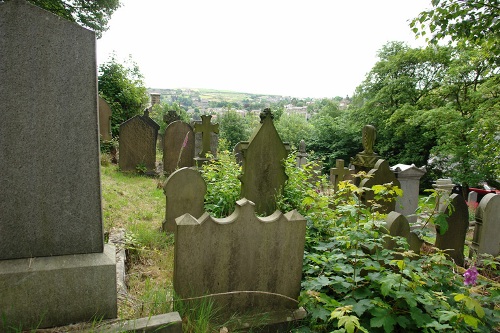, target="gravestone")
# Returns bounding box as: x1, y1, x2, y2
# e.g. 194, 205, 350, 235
174, 198, 307, 322
164, 110, 181, 125
296, 140, 308, 168
351, 125, 380, 176
330, 159, 351, 192
433, 178, 455, 212
239, 109, 290, 215
99, 96, 113, 141
383, 212, 422, 253
233, 141, 244, 165
359, 159, 401, 213
0, 0, 116, 328
162, 168, 206, 233
163, 120, 195, 175
119, 108, 160, 174
468, 190, 478, 211
470, 193, 500, 256
434, 193, 469, 266
193, 114, 219, 165
391, 164, 426, 223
